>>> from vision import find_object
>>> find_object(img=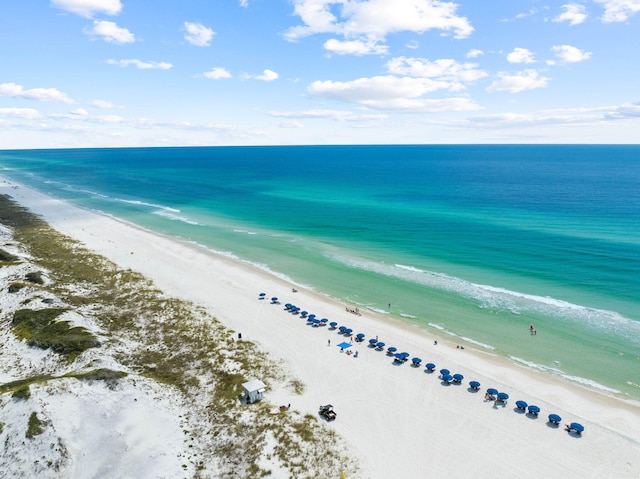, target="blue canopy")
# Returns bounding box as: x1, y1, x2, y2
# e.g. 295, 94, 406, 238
453, 373, 464, 381
442, 374, 453, 382
469, 380, 480, 389
394, 352, 409, 361
308, 314, 316, 320
369, 338, 378, 345
548, 414, 562, 424
259, 293, 266, 296
569, 422, 584, 432
412, 357, 422, 364
344, 328, 353, 334
528, 405, 541, 414
497, 392, 509, 400
425, 363, 436, 370
337, 342, 352, 349
440, 369, 450, 376
356, 333, 365, 338
285, 303, 292, 309
300, 311, 308, 317
486, 388, 499, 395
271, 297, 278, 302
320, 318, 328, 323
387, 346, 397, 353
329, 321, 338, 327
515, 400, 528, 410
376, 342, 385, 348
339, 326, 346, 332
